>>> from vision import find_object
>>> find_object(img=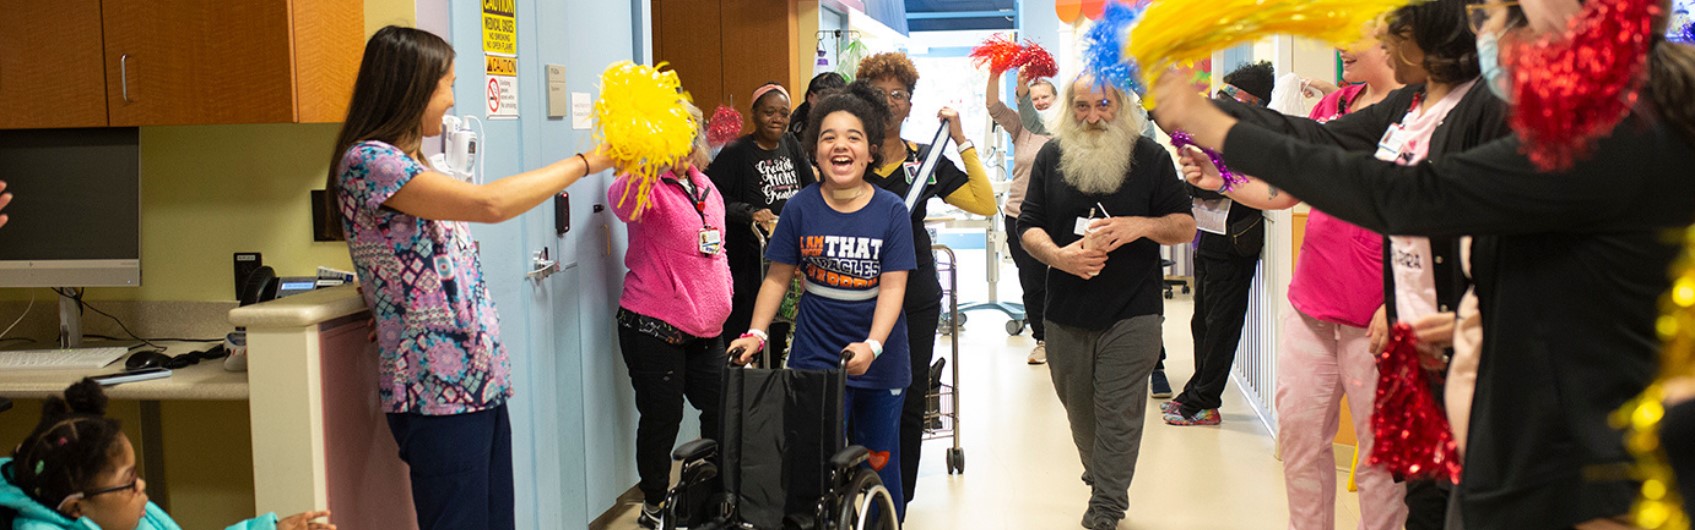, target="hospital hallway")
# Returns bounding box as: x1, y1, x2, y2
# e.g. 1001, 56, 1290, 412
608, 249, 1364, 529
